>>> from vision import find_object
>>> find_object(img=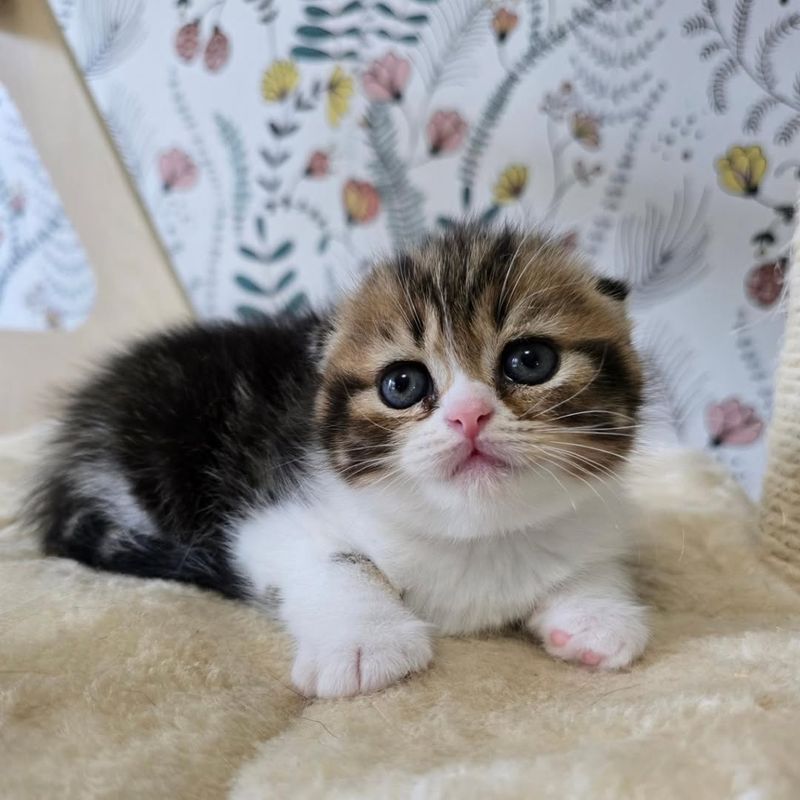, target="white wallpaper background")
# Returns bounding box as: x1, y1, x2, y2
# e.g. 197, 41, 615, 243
35, 0, 800, 496
0, 85, 95, 331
